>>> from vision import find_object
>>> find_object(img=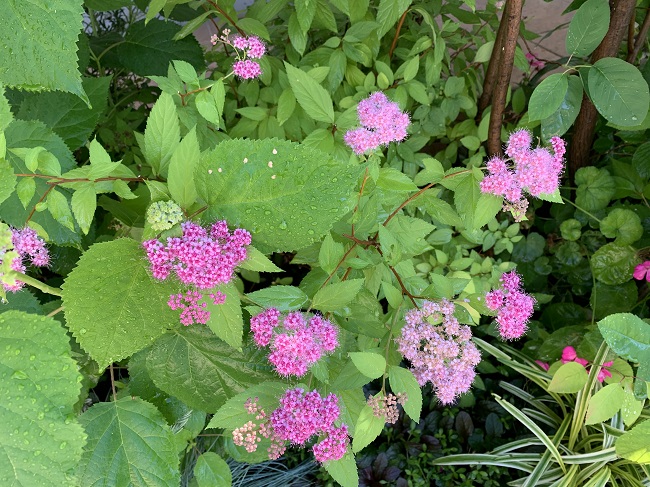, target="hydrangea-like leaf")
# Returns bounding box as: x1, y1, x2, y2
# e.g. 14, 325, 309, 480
76, 397, 180, 486
196, 138, 360, 252
0, 311, 86, 486
0, 0, 86, 101
62, 239, 180, 369
145, 326, 275, 413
